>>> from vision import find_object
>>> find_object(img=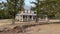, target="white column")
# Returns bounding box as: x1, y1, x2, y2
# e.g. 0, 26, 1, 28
22, 15, 23, 21
45, 16, 48, 21
27, 16, 29, 21
25, 16, 27, 21
32, 16, 33, 21
19, 15, 21, 21
18, 15, 19, 21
